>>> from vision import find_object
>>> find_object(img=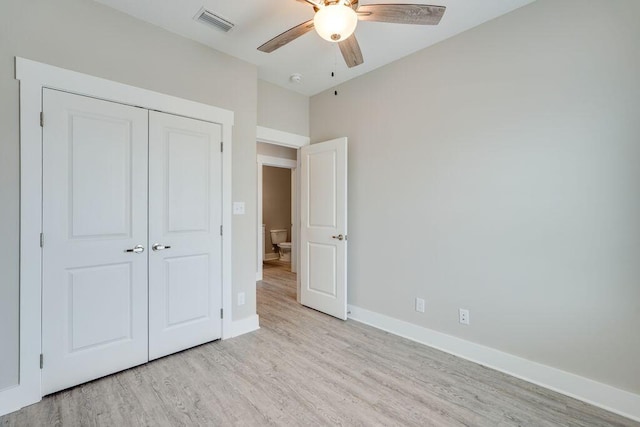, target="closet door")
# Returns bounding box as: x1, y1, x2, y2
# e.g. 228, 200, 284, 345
42, 89, 149, 394
148, 111, 223, 360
